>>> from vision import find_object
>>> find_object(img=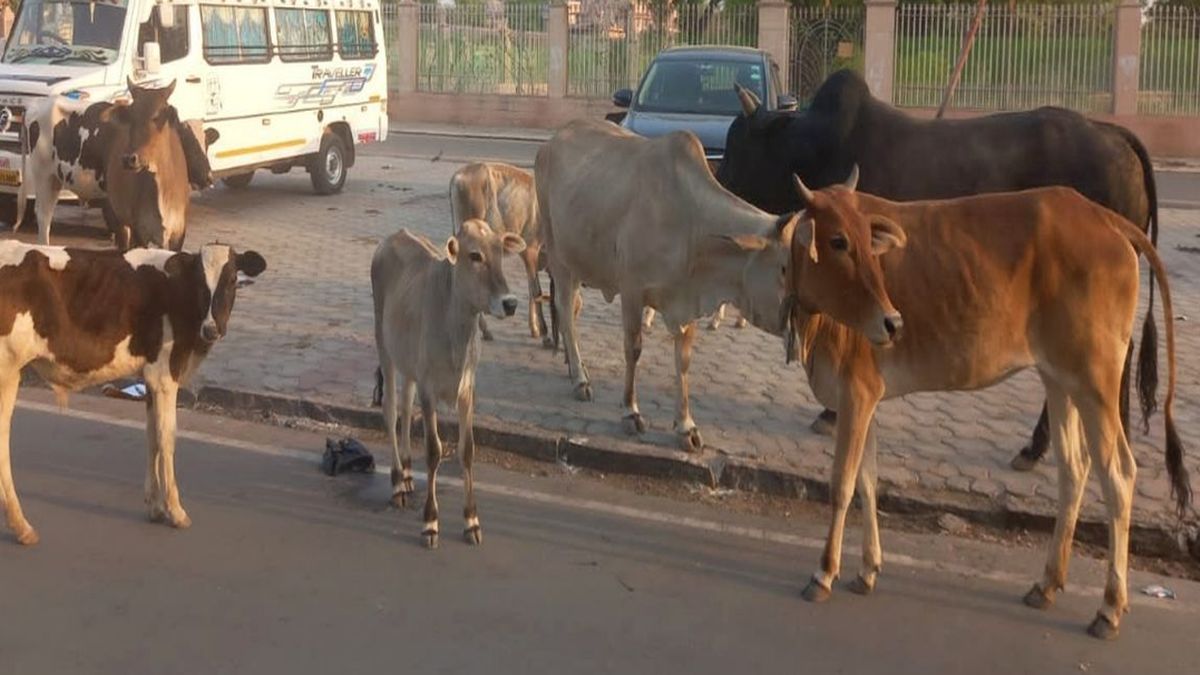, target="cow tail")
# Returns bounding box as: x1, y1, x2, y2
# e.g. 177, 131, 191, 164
1112, 215, 1190, 516
371, 366, 383, 408
14, 116, 29, 232
1119, 125, 1161, 433
548, 271, 560, 354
